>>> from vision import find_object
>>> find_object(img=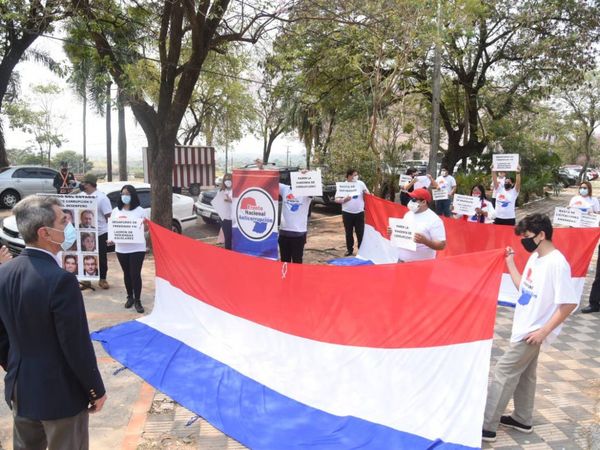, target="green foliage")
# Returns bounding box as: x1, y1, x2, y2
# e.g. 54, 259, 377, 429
51, 151, 93, 173
6, 148, 45, 166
